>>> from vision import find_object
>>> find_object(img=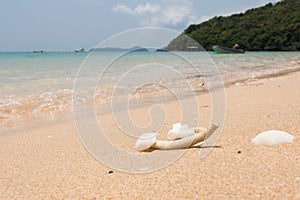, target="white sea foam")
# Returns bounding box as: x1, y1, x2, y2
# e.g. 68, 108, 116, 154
252, 130, 294, 146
